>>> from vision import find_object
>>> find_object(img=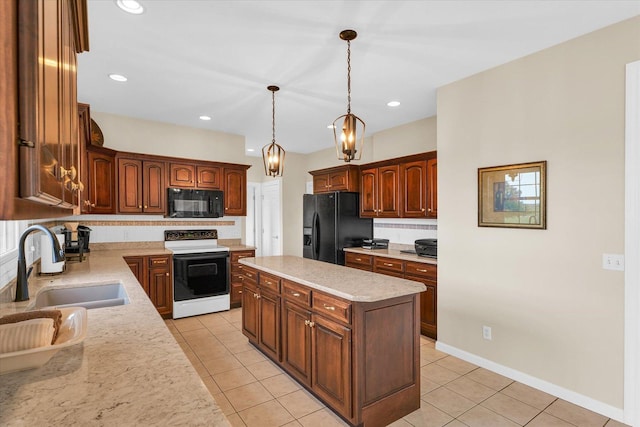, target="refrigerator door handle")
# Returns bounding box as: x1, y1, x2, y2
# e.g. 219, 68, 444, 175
312, 212, 320, 260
